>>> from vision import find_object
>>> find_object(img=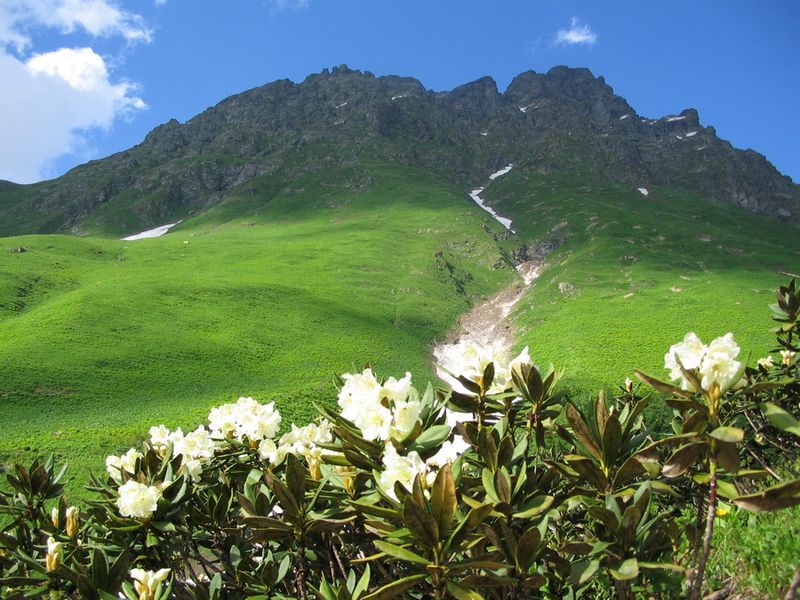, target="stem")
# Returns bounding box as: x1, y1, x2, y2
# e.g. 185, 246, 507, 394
786, 563, 800, 600
689, 491, 705, 567
691, 451, 718, 600
295, 538, 308, 600
612, 576, 635, 600
744, 445, 782, 481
